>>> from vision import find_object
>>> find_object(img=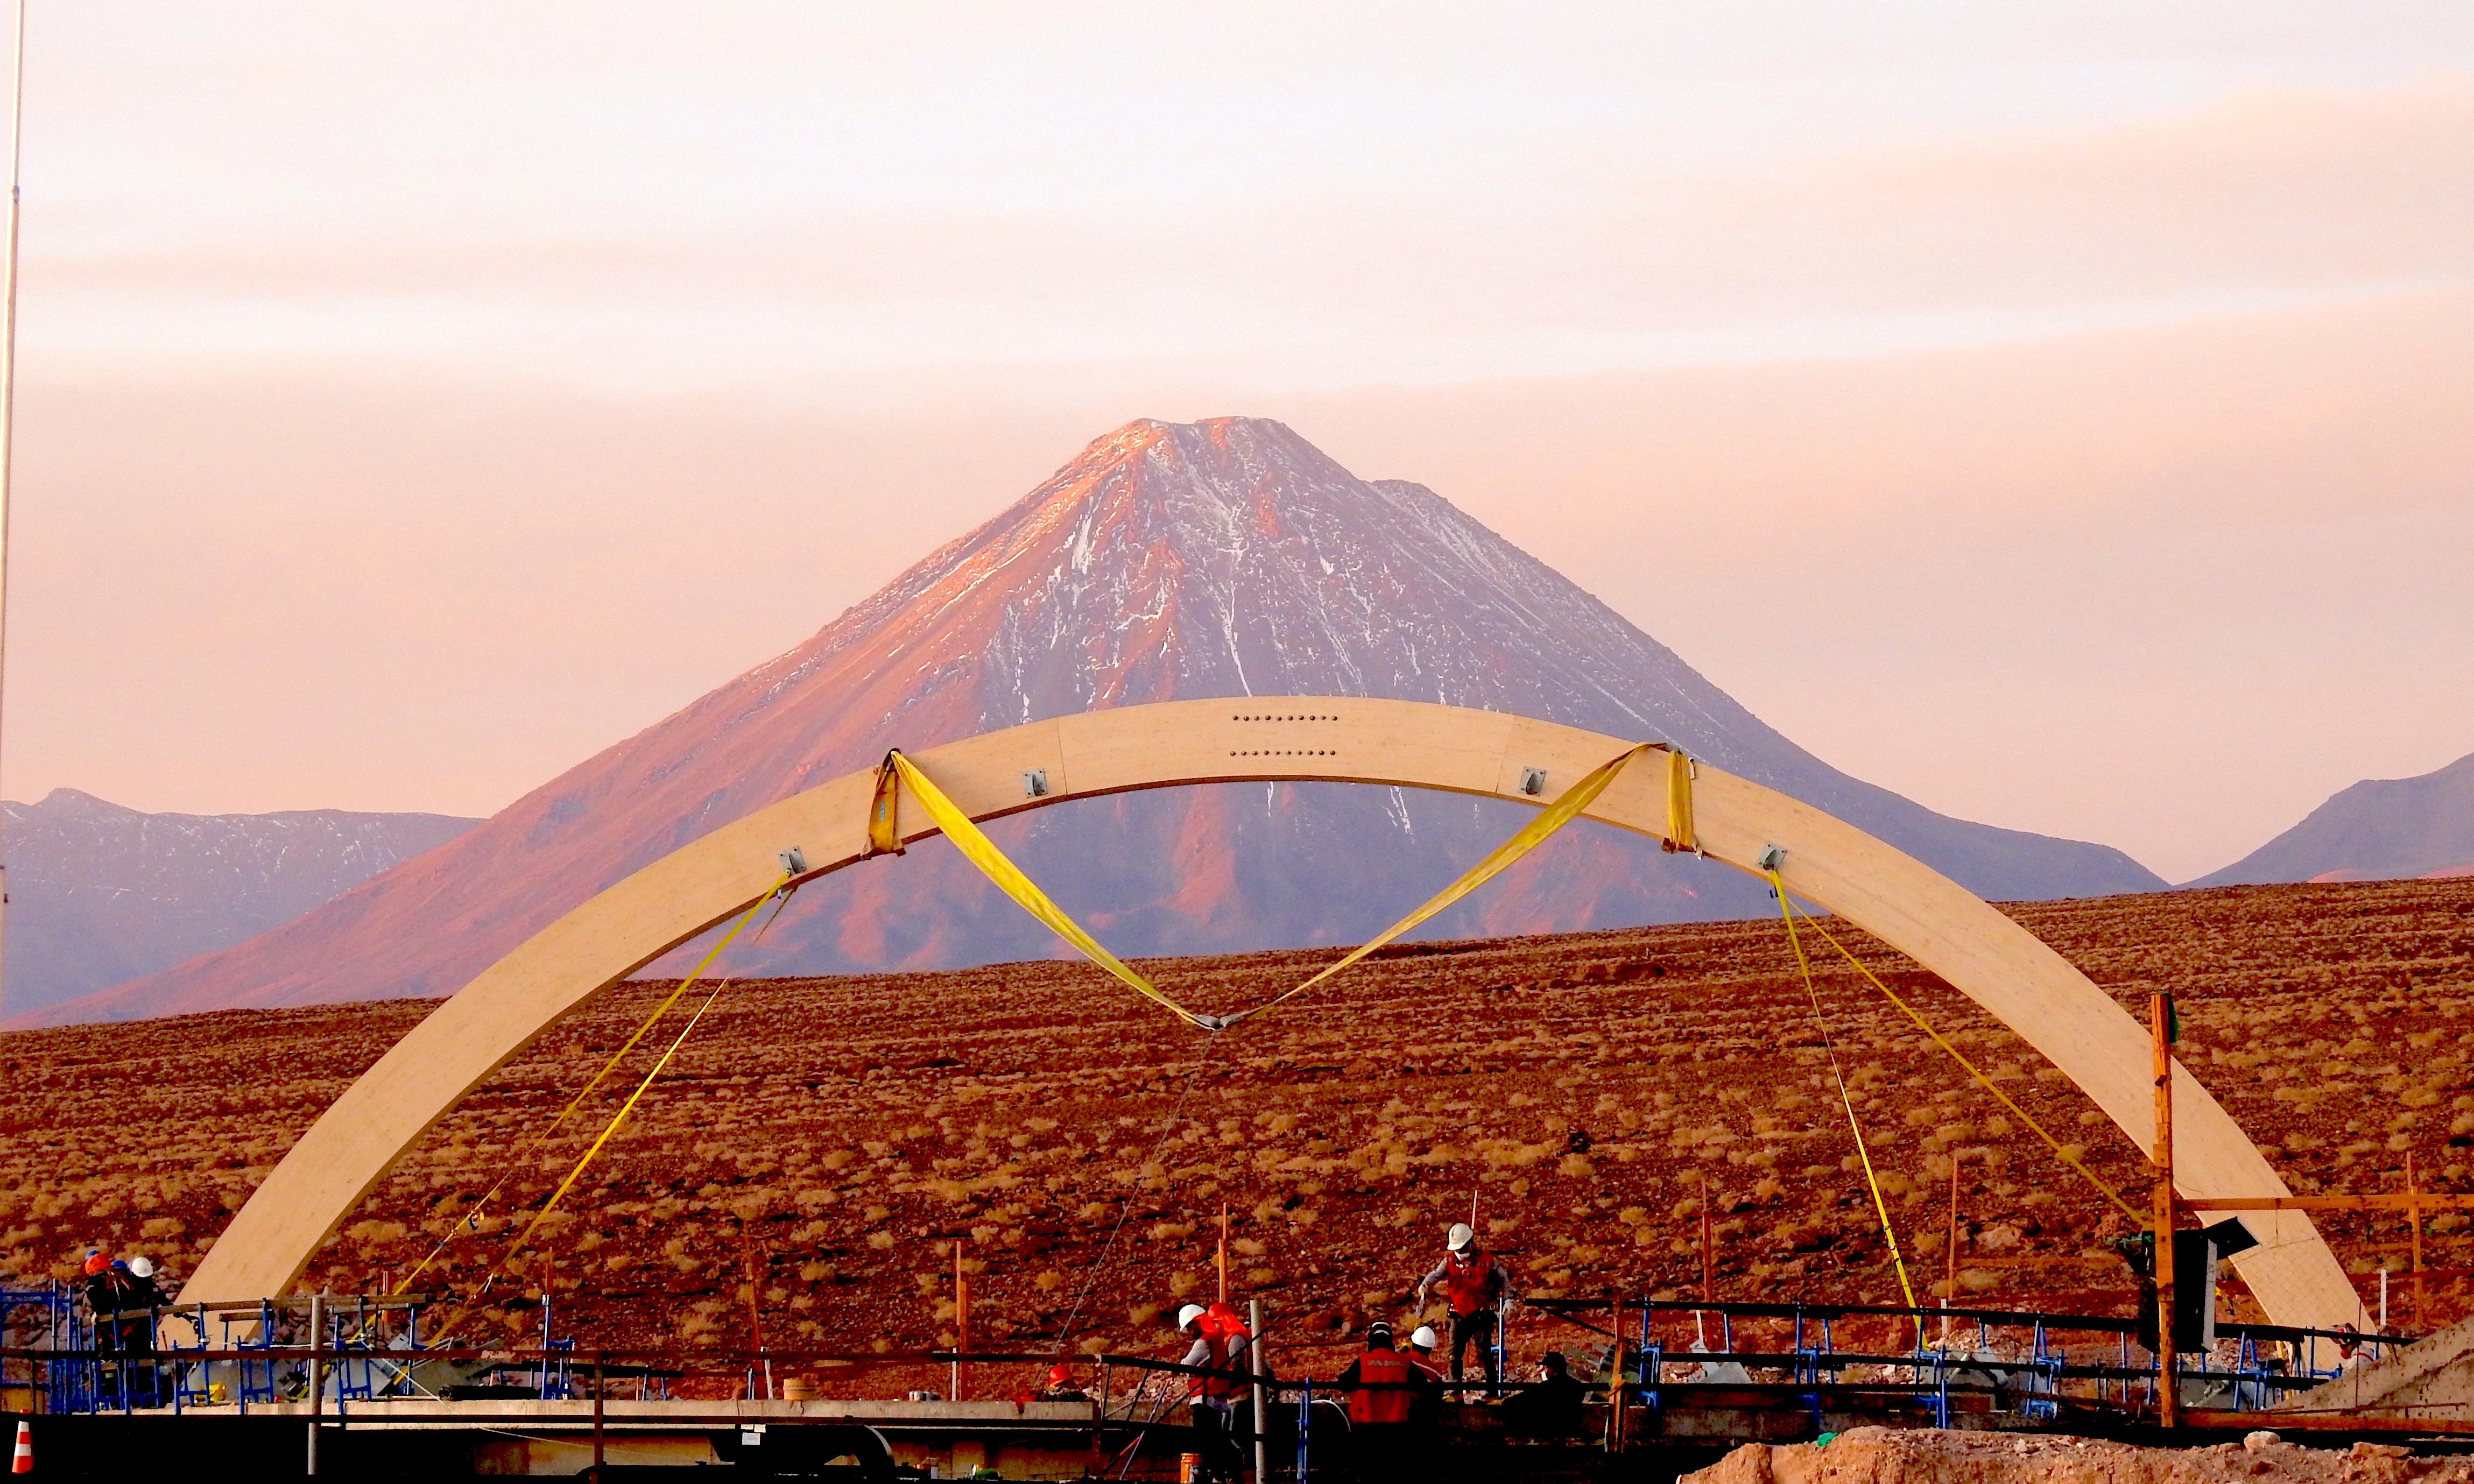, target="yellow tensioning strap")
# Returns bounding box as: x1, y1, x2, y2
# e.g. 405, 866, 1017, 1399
887, 752, 1215, 1028
423, 874, 795, 1340
1221, 743, 1657, 1027
884, 743, 1659, 1031
1662, 747, 1696, 855
866, 754, 904, 857
1773, 870, 1919, 1311
1782, 894, 2148, 1227
386, 870, 797, 1300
